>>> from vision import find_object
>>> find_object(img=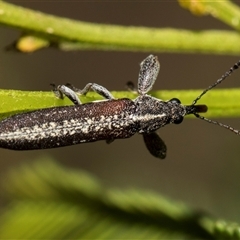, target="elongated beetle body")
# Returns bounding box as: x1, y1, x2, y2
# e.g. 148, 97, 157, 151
0, 55, 239, 158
